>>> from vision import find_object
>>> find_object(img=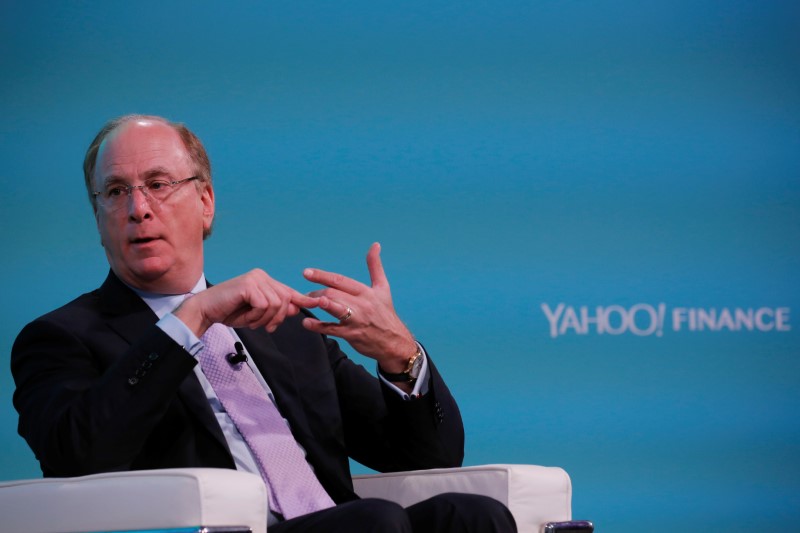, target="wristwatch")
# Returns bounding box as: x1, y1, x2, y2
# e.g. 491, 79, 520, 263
379, 345, 423, 383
